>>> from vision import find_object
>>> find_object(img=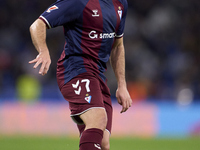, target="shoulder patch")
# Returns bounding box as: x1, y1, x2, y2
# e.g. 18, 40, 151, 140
46, 5, 59, 13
